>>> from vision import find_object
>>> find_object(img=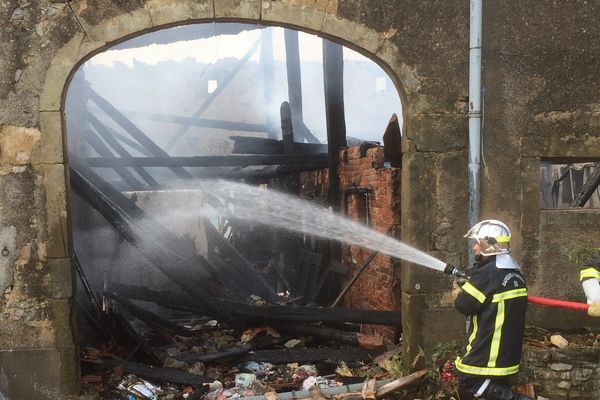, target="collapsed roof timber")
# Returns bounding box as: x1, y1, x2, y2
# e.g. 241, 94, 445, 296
69, 23, 405, 398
